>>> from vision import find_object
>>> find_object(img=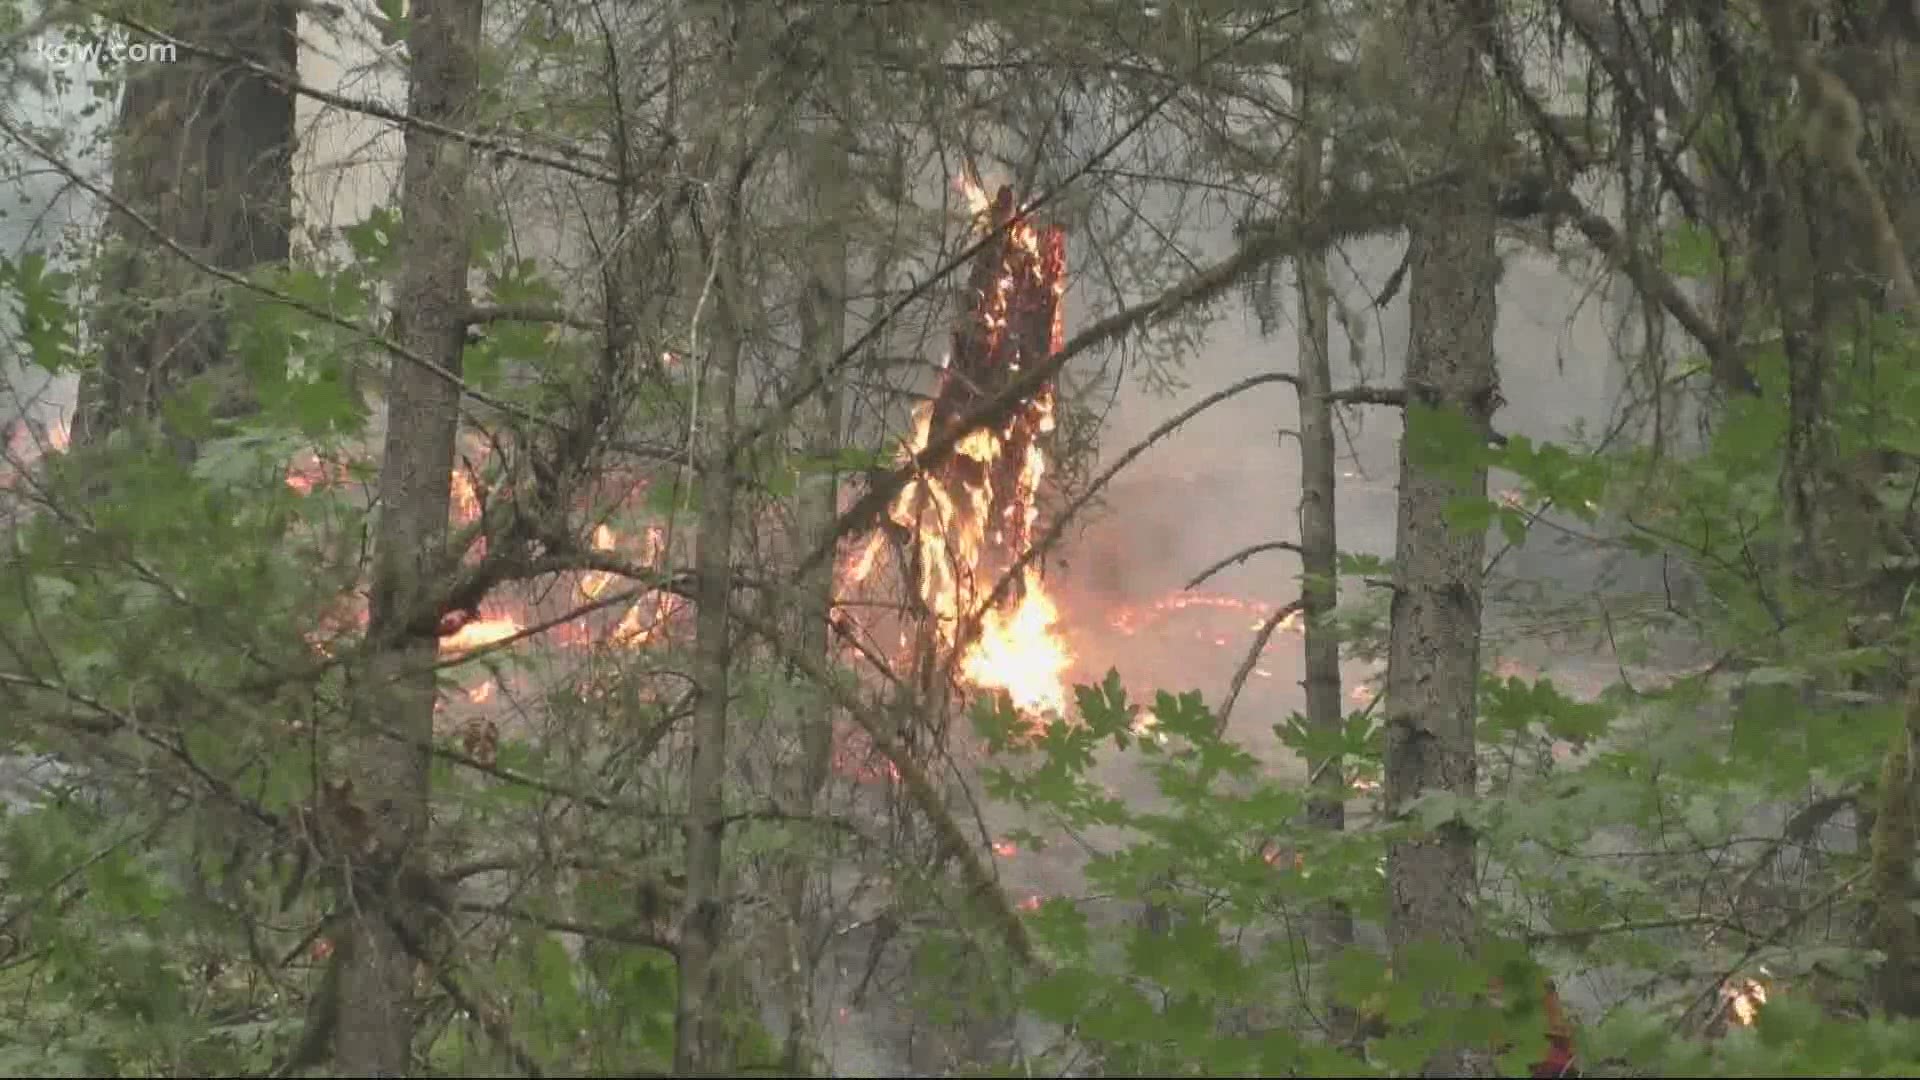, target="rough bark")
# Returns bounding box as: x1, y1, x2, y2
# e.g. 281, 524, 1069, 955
1382, 3, 1501, 1075
776, 122, 849, 1073
77, 0, 296, 453
1870, 685, 1920, 1017
676, 183, 747, 1079
1291, 27, 1355, 1034
334, 0, 483, 1073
